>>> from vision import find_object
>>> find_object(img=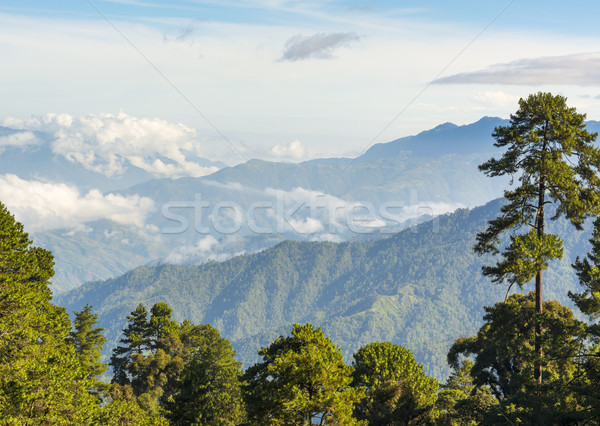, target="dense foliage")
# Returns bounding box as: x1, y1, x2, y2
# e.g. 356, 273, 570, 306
0, 202, 101, 423
352, 342, 438, 424
244, 323, 364, 425
8, 93, 600, 423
